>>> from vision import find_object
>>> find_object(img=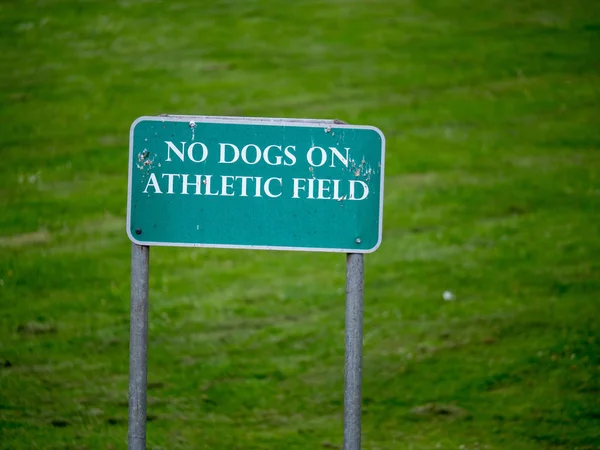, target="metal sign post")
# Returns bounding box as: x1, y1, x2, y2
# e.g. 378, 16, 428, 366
344, 253, 364, 450
128, 243, 149, 450
126, 115, 384, 449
